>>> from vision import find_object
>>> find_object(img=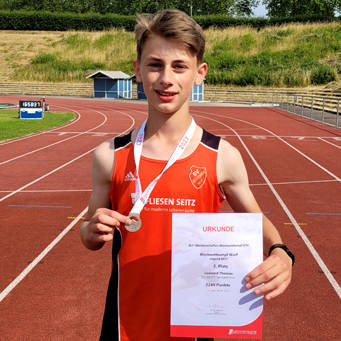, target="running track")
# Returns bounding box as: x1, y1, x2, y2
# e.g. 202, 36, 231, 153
0, 96, 340, 341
